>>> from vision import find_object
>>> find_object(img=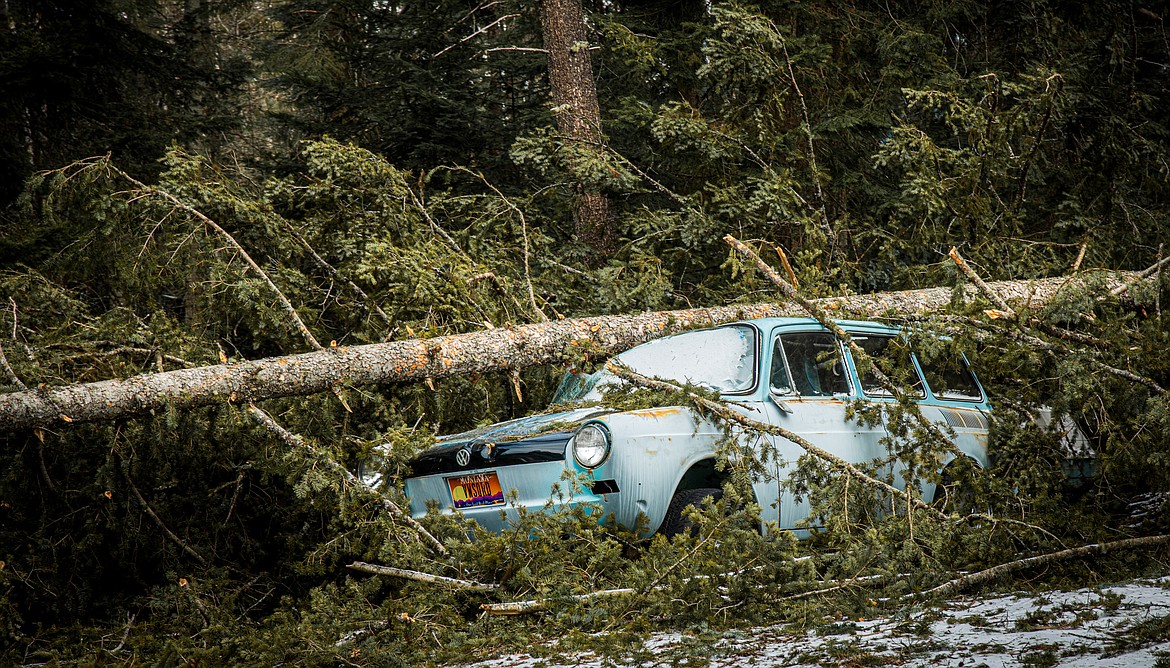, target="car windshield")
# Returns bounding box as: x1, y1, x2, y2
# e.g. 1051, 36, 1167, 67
550, 325, 758, 404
